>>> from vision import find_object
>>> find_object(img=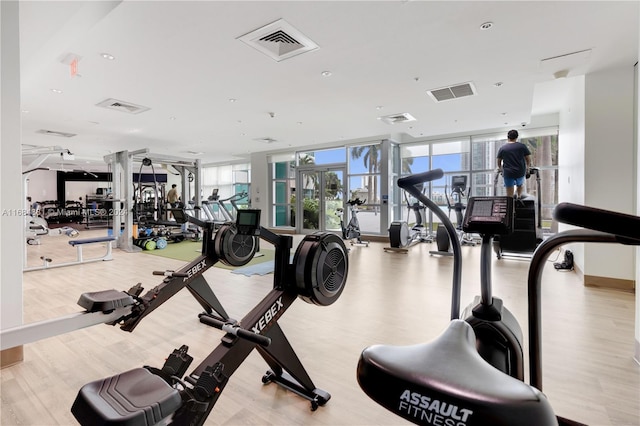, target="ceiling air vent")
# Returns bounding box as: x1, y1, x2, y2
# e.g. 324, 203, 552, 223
36, 129, 77, 138
378, 113, 416, 125
427, 82, 477, 103
96, 98, 150, 114
255, 137, 278, 144
238, 19, 318, 62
